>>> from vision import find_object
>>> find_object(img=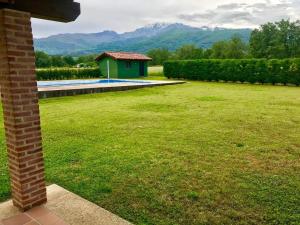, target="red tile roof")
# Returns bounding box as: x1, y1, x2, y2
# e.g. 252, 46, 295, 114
95, 51, 152, 61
